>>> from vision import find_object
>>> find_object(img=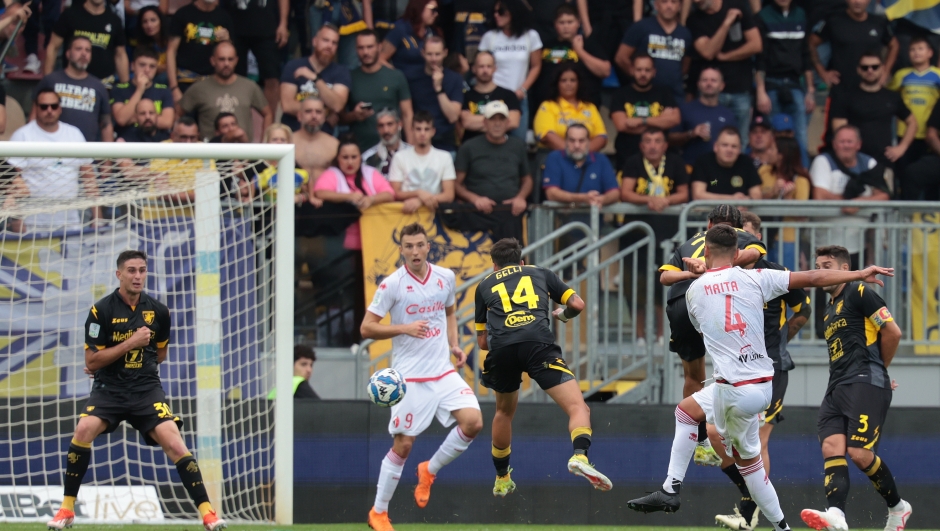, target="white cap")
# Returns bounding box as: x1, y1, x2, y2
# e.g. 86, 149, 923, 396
483, 100, 510, 119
